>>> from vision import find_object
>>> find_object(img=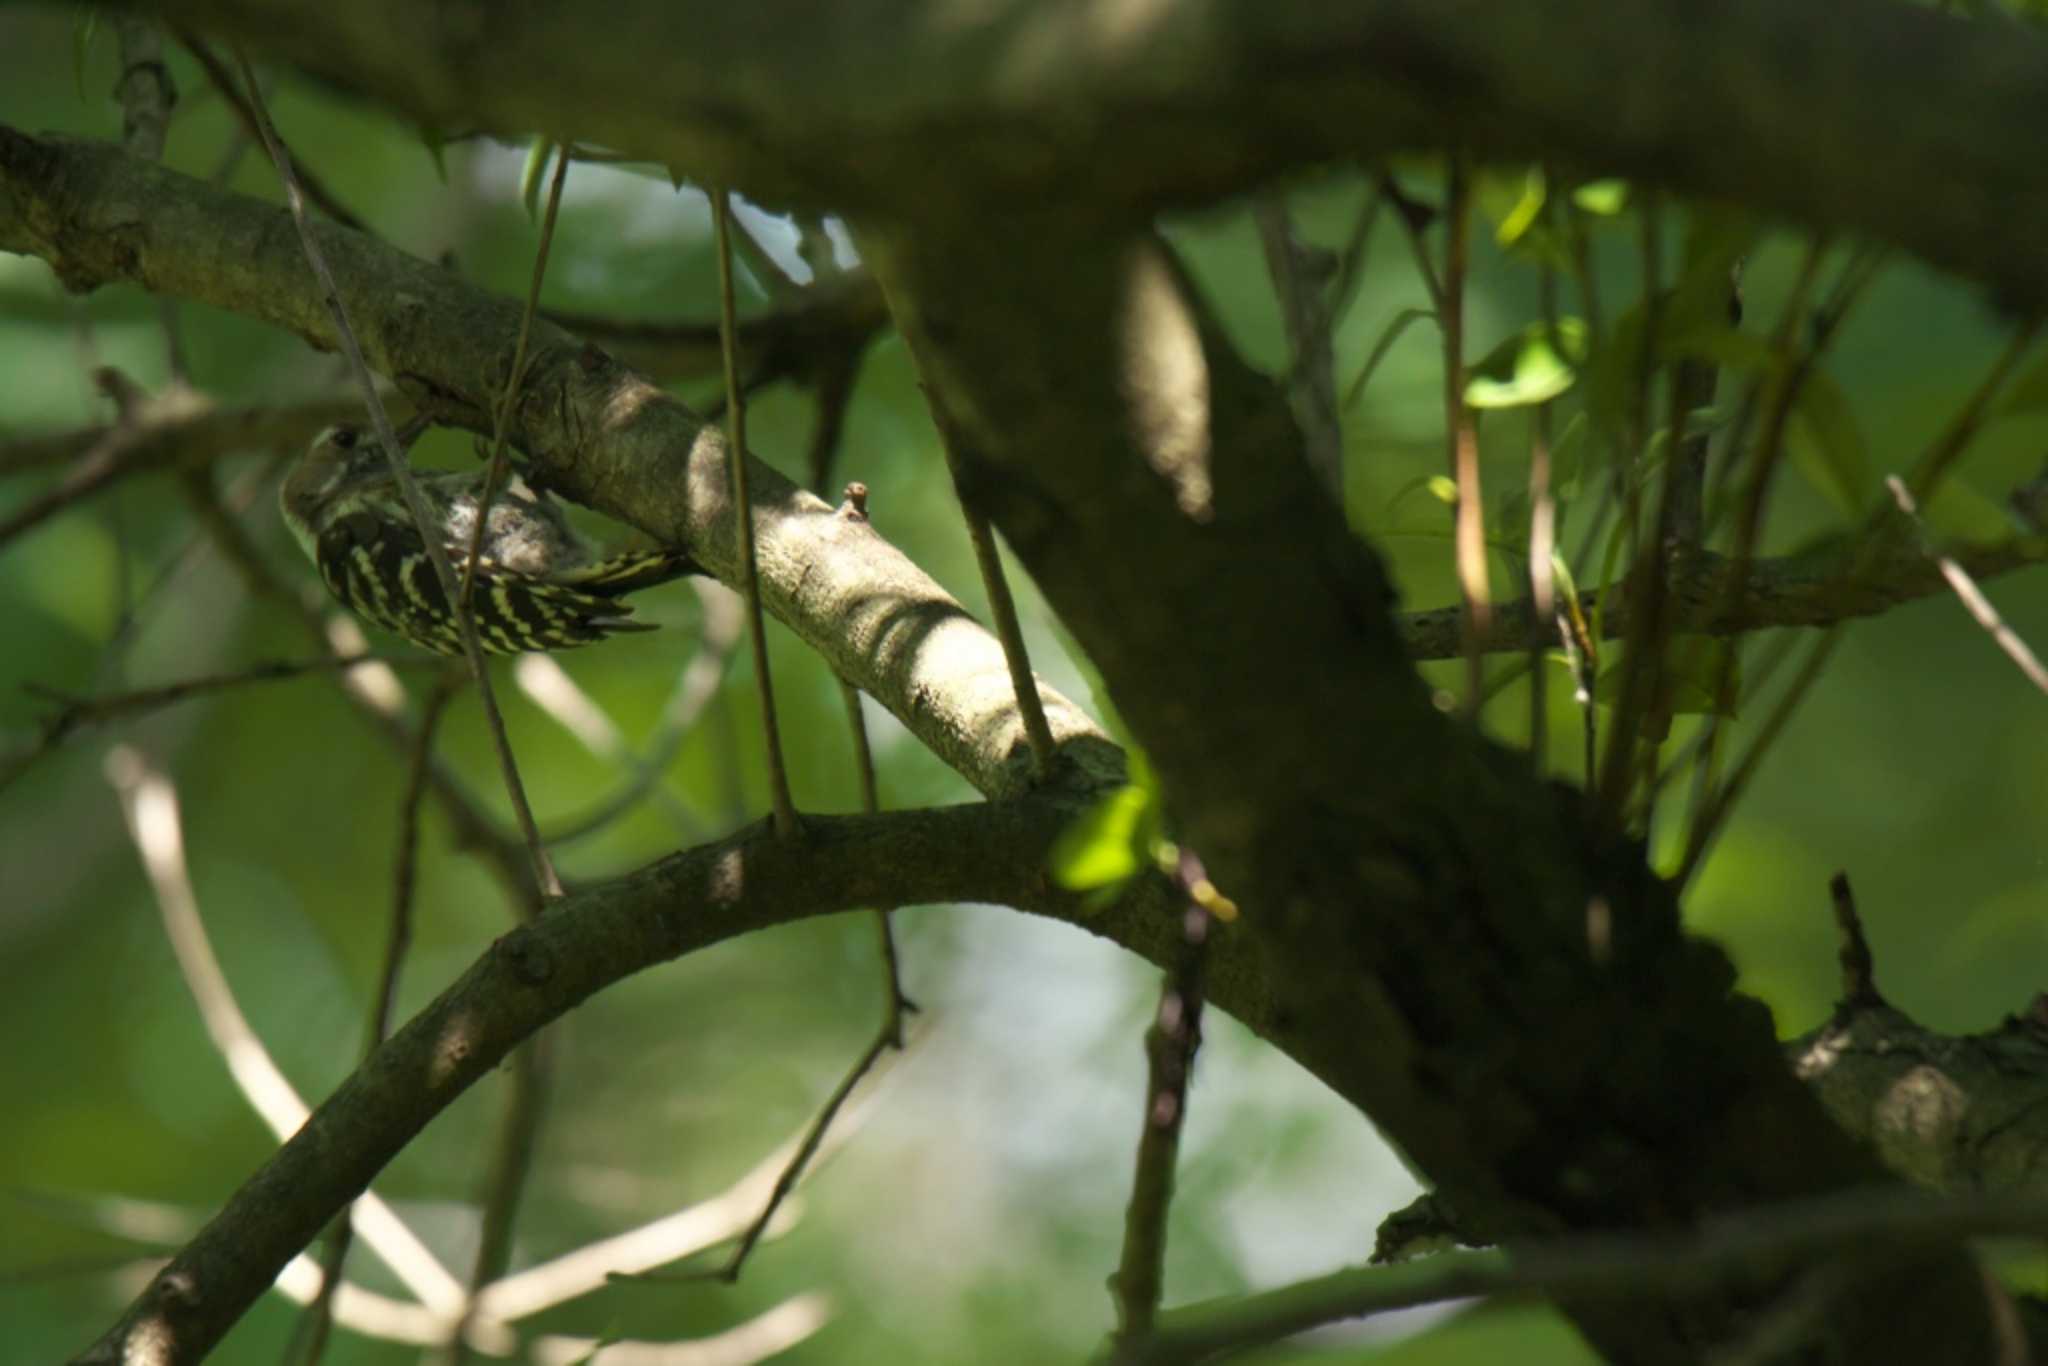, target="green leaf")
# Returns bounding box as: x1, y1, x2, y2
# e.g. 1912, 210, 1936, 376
520, 137, 558, 221
1787, 370, 1873, 518
1465, 318, 1587, 409
1921, 477, 2014, 543
1051, 752, 1161, 903
1493, 166, 1547, 248
1572, 179, 1630, 216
